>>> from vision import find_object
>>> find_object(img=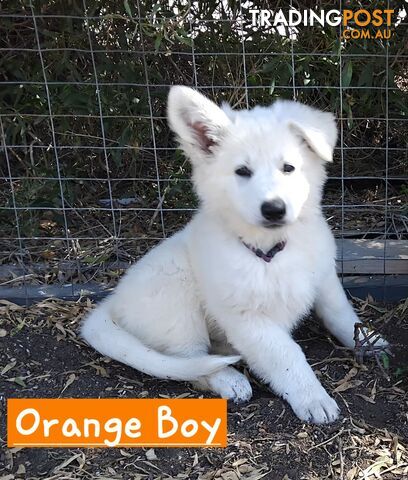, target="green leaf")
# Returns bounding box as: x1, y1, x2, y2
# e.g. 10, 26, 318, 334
152, 3, 161, 15
11, 320, 25, 336
124, 0, 132, 18
342, 61, 353, 88
396, 366, 408, 378
154, 34, 163, 52
269, 78, 276, 95
9, 376, 27, 387
248, 75, 258, 86
388, 68, 395, 88
380, 352, 390, 370
358, 63, 374, 87
175, 31, 193, 47
262, 60, 276, 74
